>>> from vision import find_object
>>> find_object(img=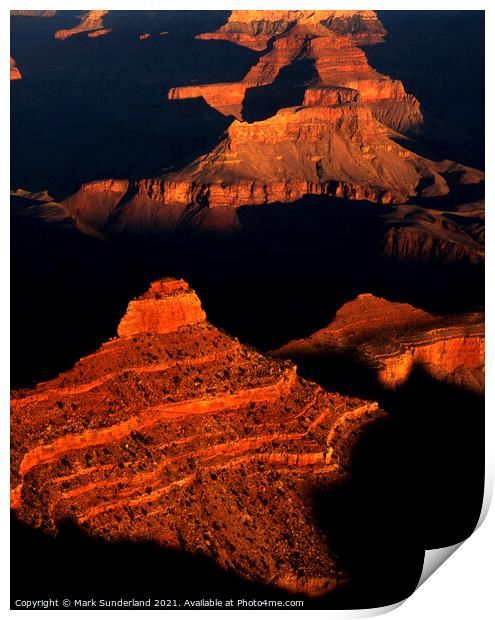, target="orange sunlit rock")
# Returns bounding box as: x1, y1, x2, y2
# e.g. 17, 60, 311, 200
117, 278, 206, 337
10, 56, 22, 80
55, 10, 110, 40
11, 278, 384, 596
171, 10, 421, 133
273, 294, 484, 392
